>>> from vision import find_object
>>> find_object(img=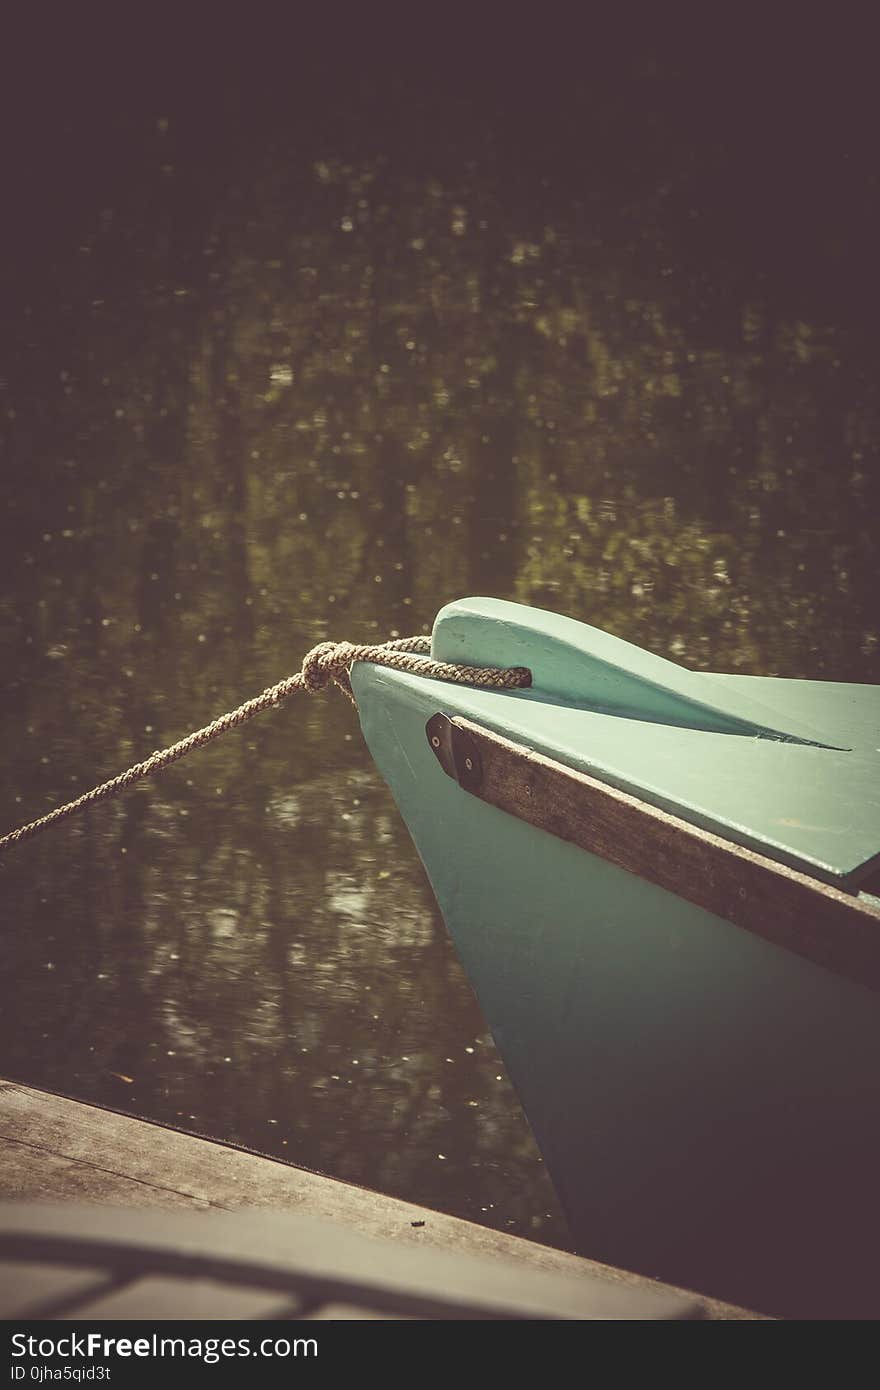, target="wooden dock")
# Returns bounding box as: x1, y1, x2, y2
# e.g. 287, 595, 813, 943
0, 1079, 757, 1319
